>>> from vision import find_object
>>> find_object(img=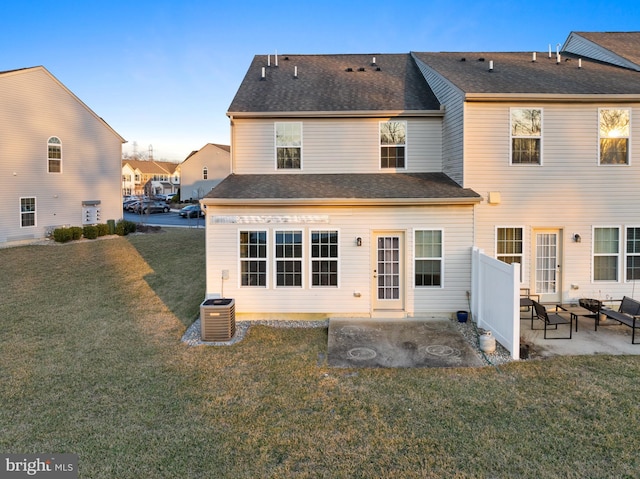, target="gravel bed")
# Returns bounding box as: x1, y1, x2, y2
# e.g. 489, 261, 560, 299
182, 316, 516, 367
